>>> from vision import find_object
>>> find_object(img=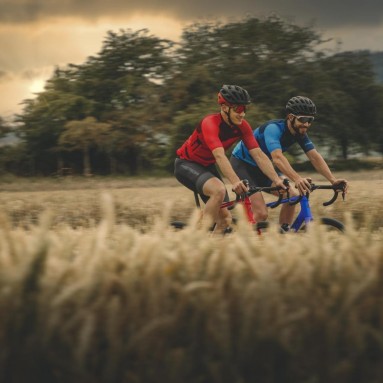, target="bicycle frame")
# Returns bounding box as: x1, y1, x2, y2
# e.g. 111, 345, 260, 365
221, 195, 257, 224
171, 181, 345, 233
266, 195, 312, 232
221, 181, 346, 233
